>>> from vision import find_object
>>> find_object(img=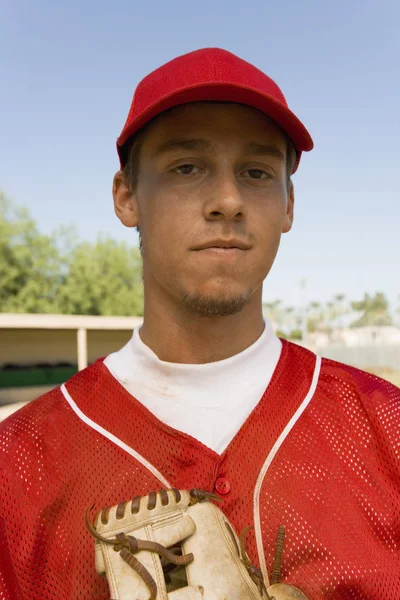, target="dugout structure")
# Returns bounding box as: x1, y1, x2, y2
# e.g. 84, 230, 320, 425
0, 313, 143, 416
